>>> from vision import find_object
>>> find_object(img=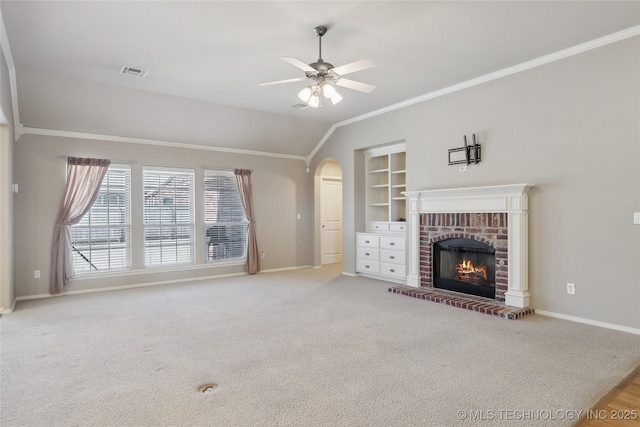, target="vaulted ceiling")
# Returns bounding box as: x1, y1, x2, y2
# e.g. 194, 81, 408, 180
1, 1, 639, 157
